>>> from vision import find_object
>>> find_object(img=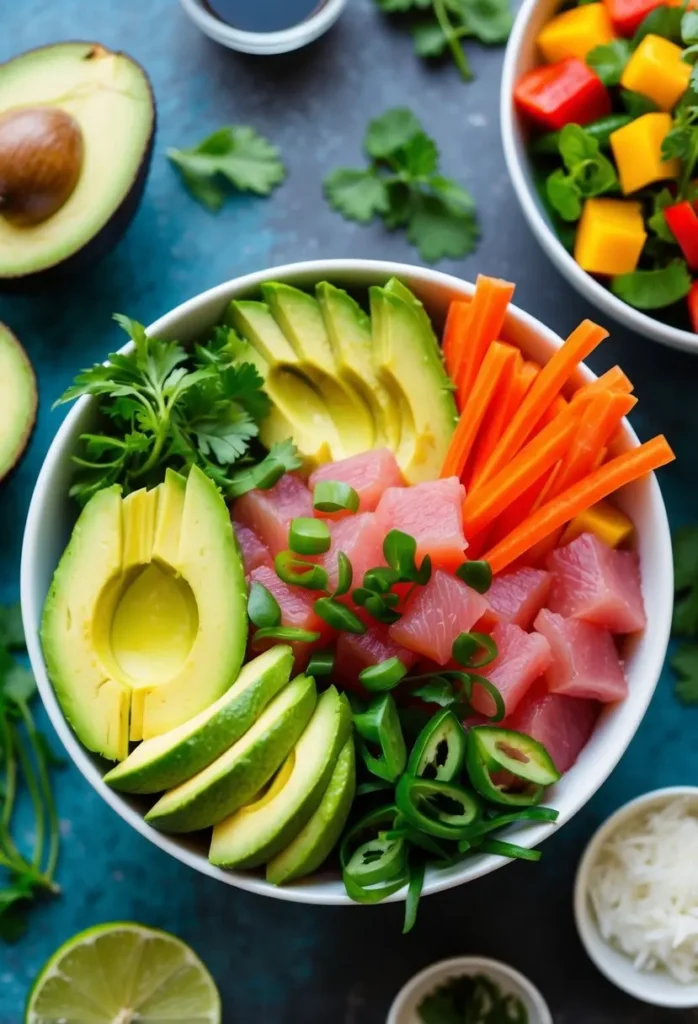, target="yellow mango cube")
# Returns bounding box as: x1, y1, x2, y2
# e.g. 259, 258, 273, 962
574, 198, 647, 275
620, 34, 691, 111
610, 112, 680, 194
562, 500, 634, 548
537, 3, 615, 63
